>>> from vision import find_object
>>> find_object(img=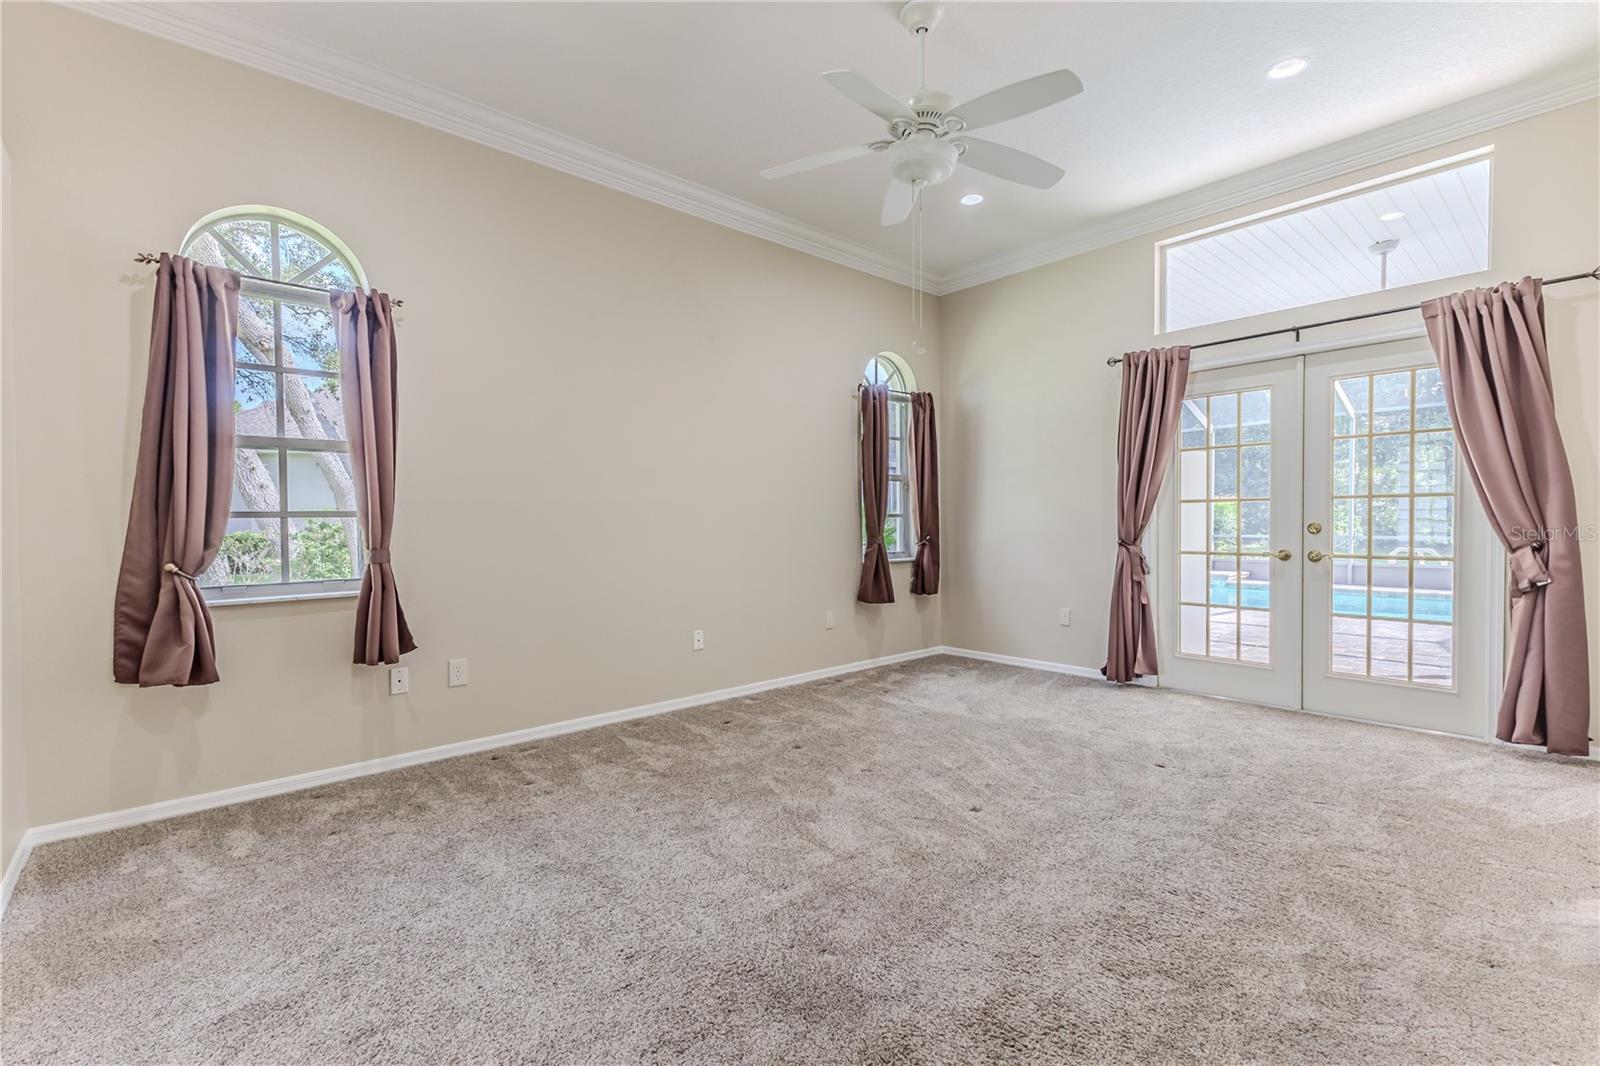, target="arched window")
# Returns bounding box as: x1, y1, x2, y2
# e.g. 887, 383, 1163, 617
181, 208, 365, 602
863, 353, 916, 562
